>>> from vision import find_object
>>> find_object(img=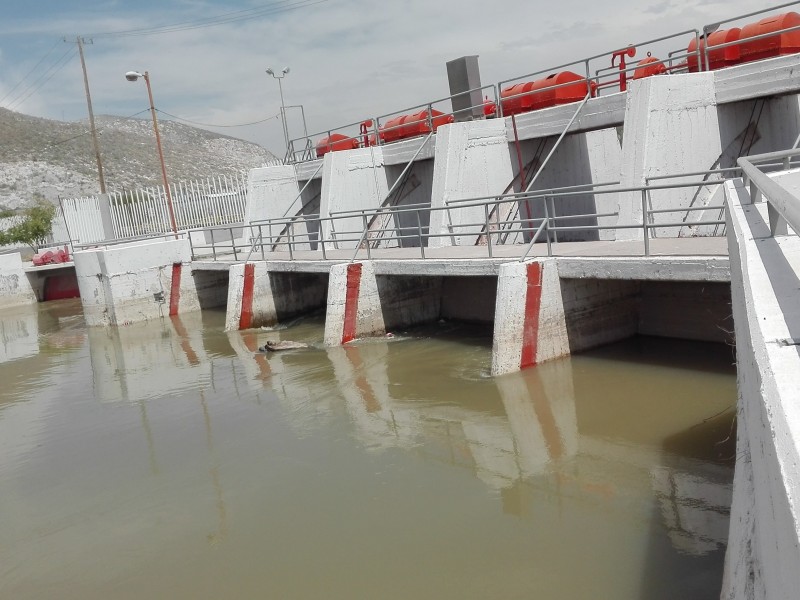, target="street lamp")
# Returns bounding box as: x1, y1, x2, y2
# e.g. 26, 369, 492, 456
266, 66, 290, 153
125, 70, 178, 237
